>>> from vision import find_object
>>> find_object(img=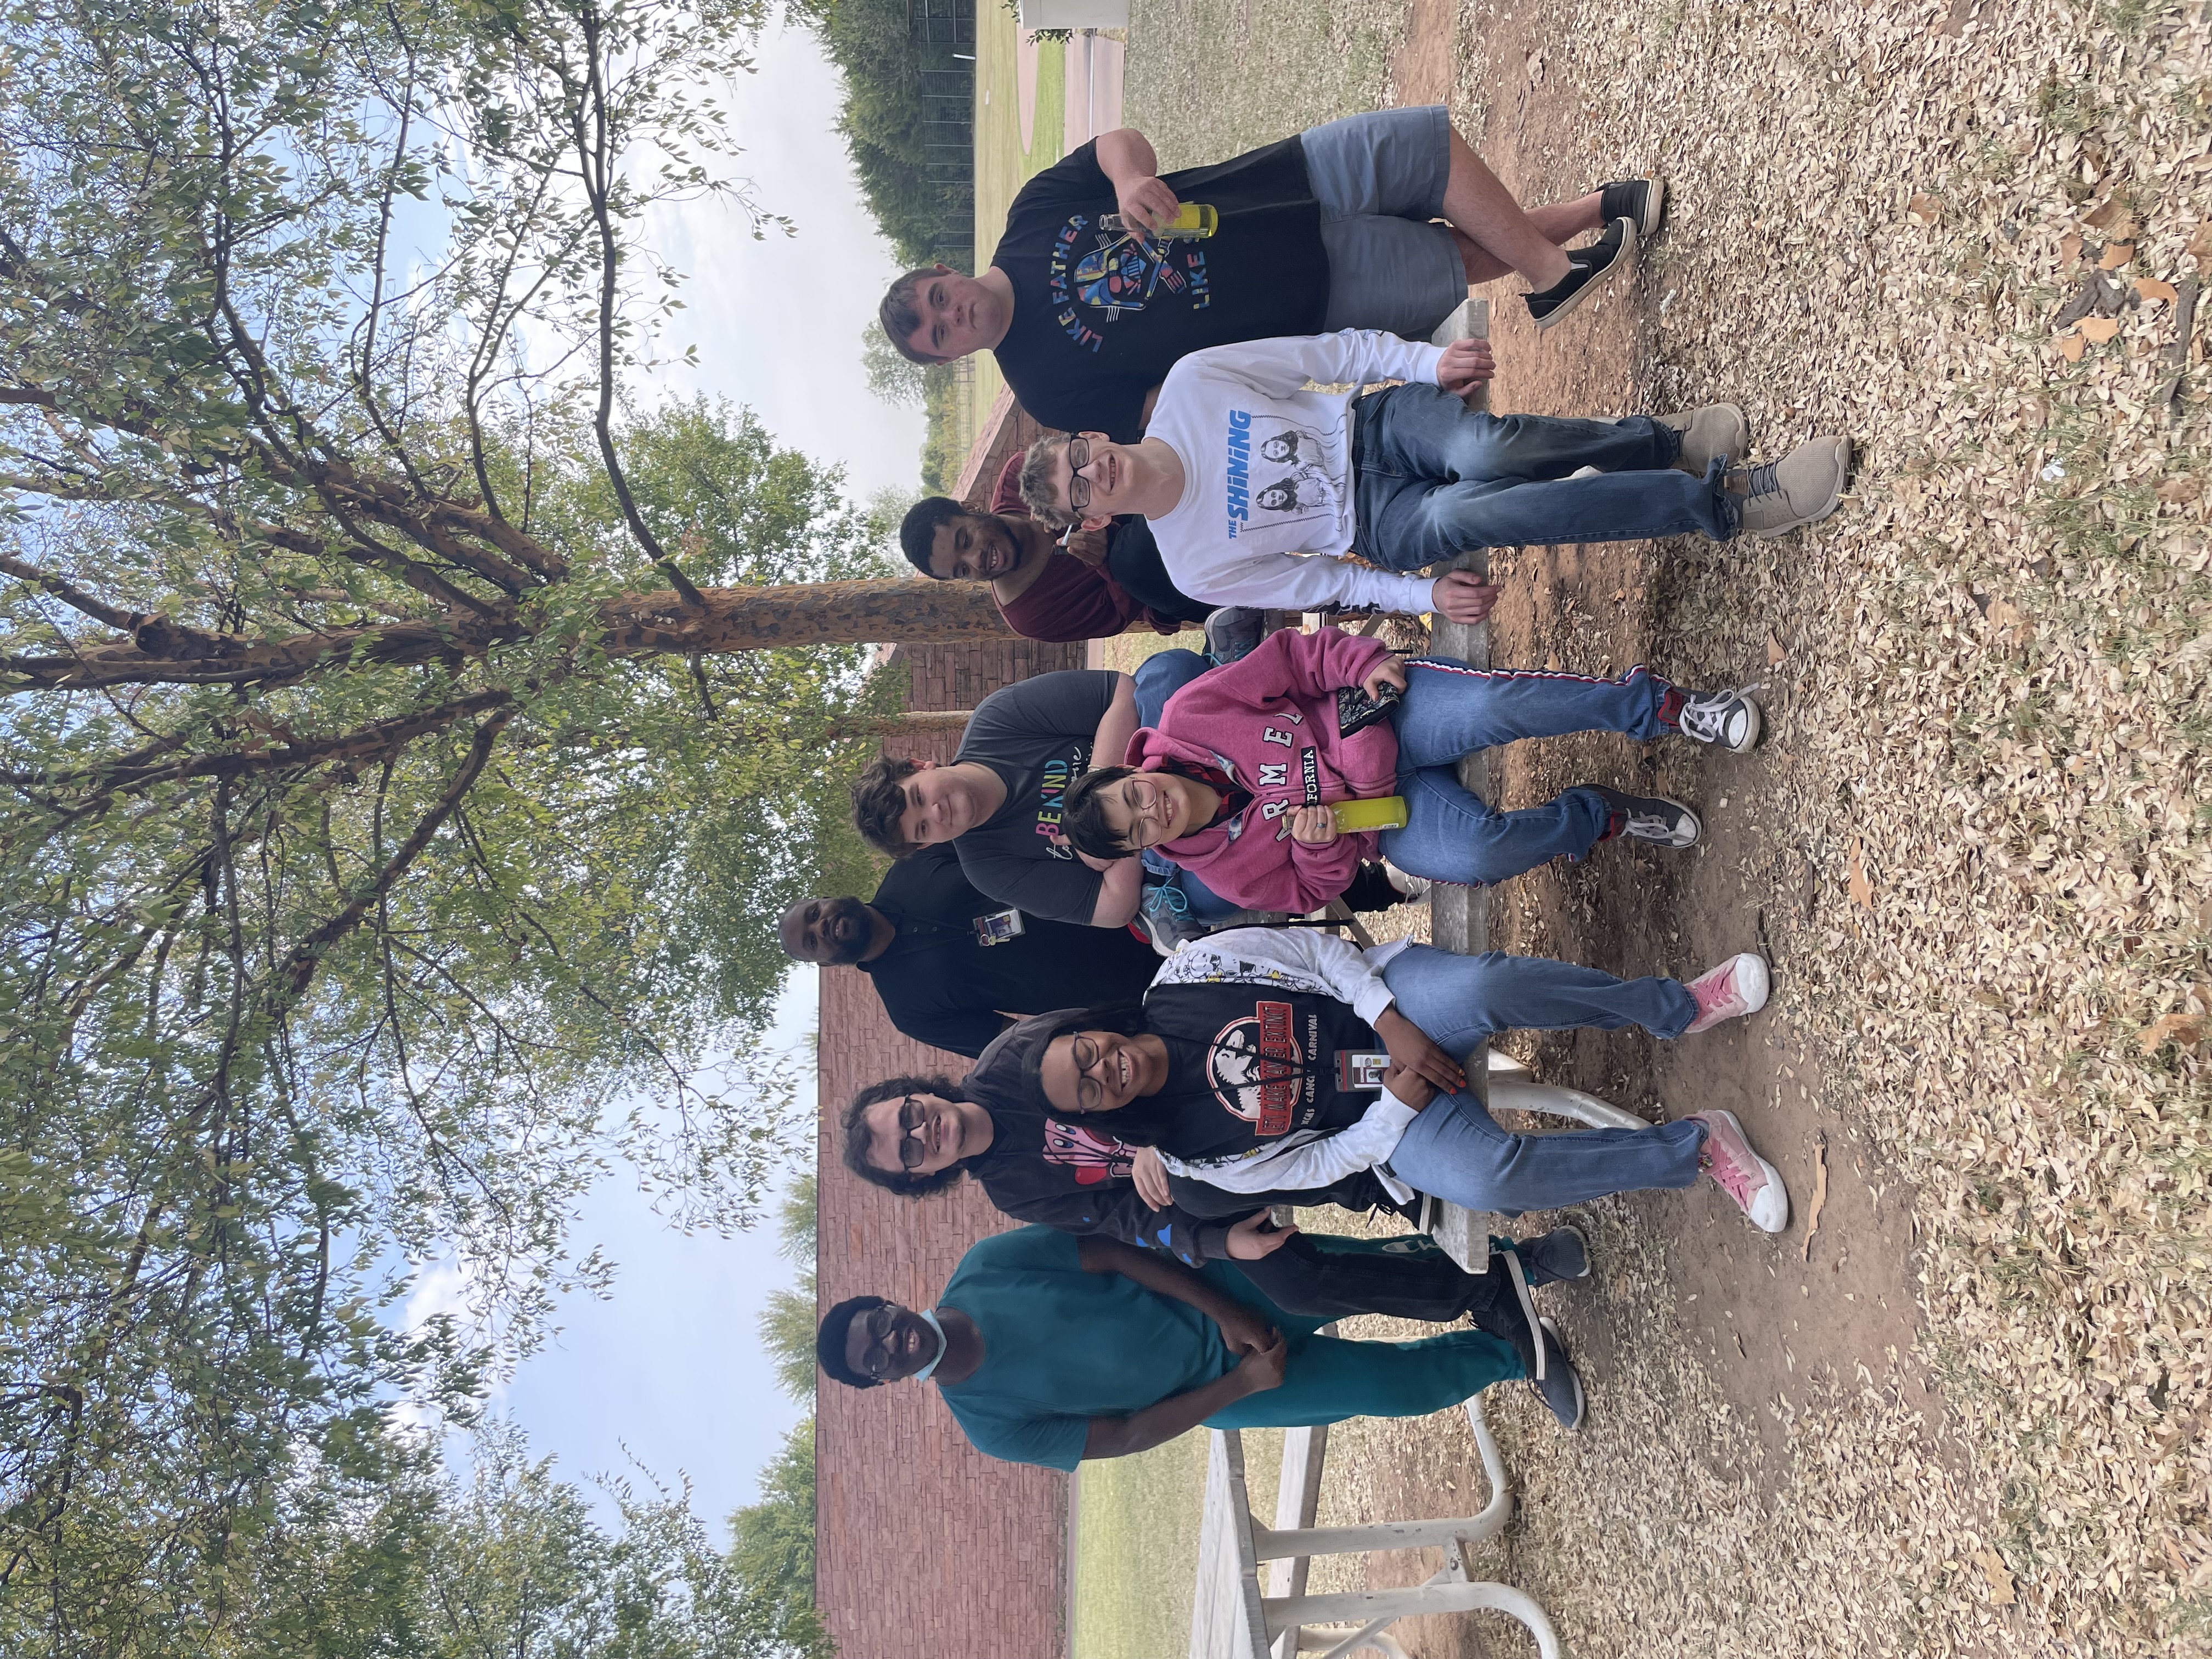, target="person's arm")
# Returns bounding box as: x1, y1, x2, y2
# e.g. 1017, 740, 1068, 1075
1156, 926, 1398, 1024
1203, 330, 1446, 402
1090, 671, 1138, 765
1077, 1235, 1271, 1345
1087, 855, 1143, 927
1093, 128, 1180, 235
1188, 546, 1440, 618
1155, 1097, 1421, 1194
1081, 1336, 1285, 1459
